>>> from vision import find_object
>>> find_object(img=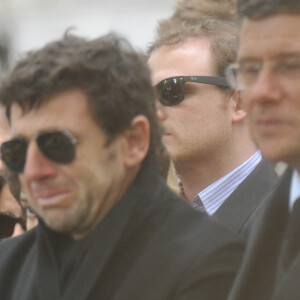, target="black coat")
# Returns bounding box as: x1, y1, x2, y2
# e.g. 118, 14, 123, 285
228, 168, 298, 300
212, 159, 278, 237
0, 157, 245, 300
